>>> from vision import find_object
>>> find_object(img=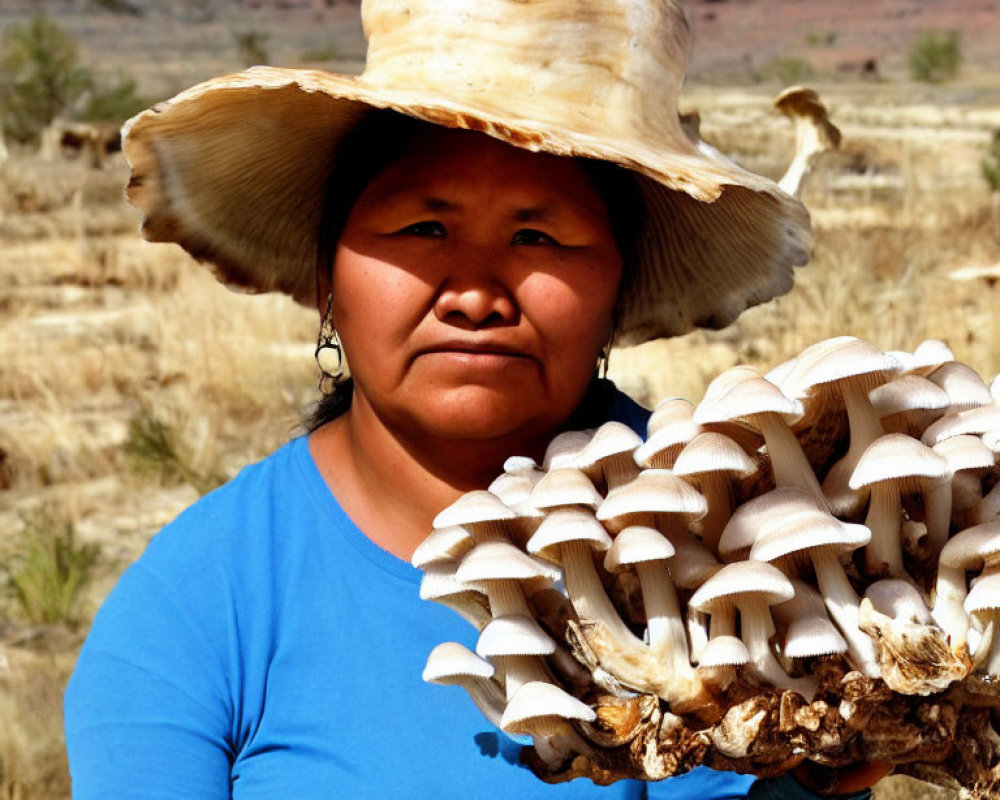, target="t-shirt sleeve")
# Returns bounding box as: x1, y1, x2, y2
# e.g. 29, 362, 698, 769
64, 556, 236, 799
